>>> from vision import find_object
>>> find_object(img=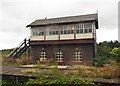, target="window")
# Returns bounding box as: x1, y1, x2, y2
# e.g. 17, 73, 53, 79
84, 29, 88, 33
55, 51, 63, 62
76, 29, 79, 33
80, 29, 83, 33
76, 24, 84, 34
64, 30, 67, 34
61, 31, 64, 34
56, 31, 58, 34
84, 23, 92, 33
71, 29, 74, 34
53, 31, 56, 35
39, 50, 46, 61
74, 51, 82, 62
50, 31, 52, 35
32, 32, 37, 36
60, 25, 74, 35
38, 32, 44, 36
49, 30, 58, 35
68, 30, 70, 34
32, 31, 44, 36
